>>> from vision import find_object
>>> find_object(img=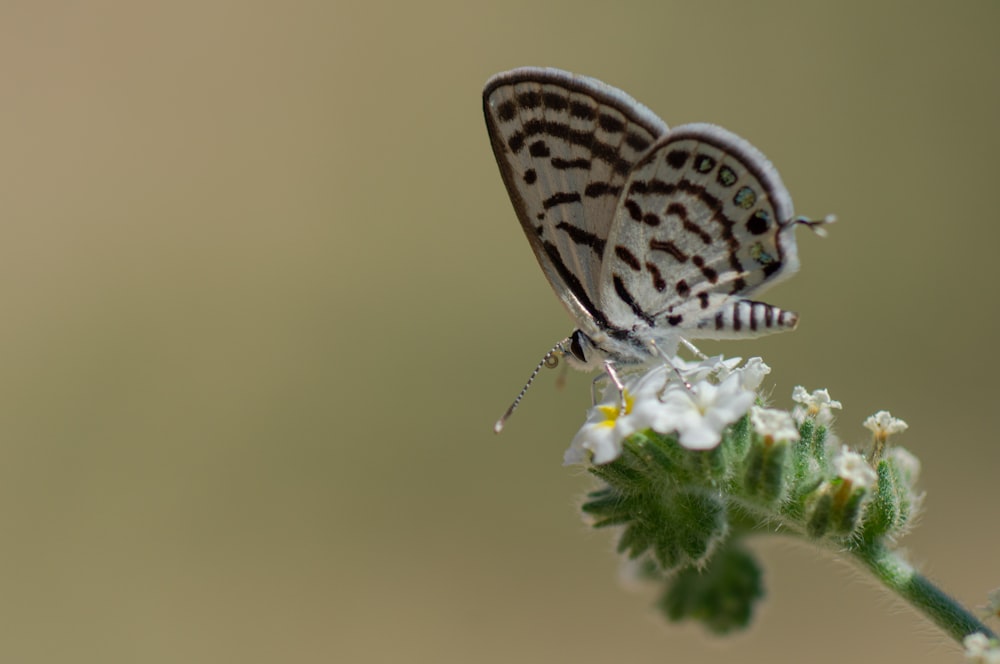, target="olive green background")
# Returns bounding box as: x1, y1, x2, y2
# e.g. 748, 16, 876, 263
1, 2, 997, 662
